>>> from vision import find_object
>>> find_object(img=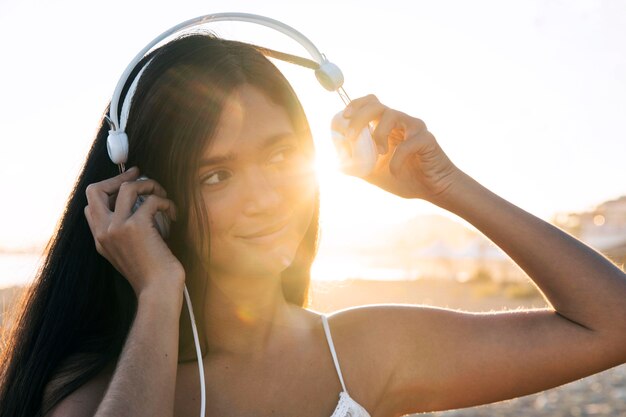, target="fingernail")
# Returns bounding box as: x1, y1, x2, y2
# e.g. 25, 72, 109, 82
127, 166, 138, 173
343, 107, 353, 118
